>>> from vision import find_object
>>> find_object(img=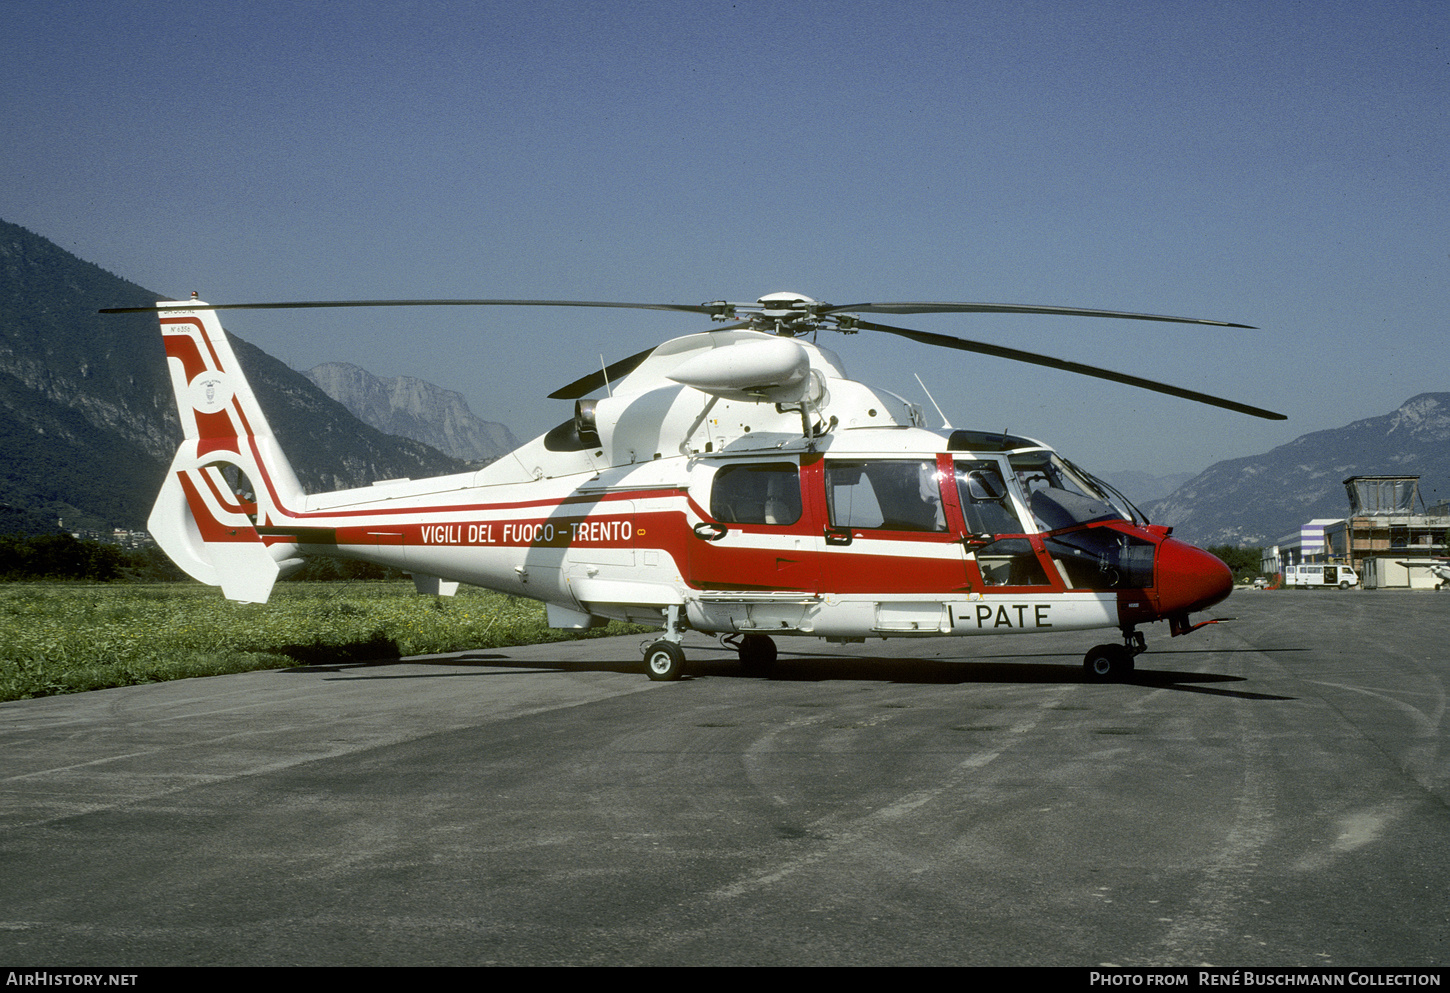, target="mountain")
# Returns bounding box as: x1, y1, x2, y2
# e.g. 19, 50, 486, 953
1144, 393, 1450, 547
0, 219, 470, 532
305, 362, 518, 464
1099, 470, 1196, 506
